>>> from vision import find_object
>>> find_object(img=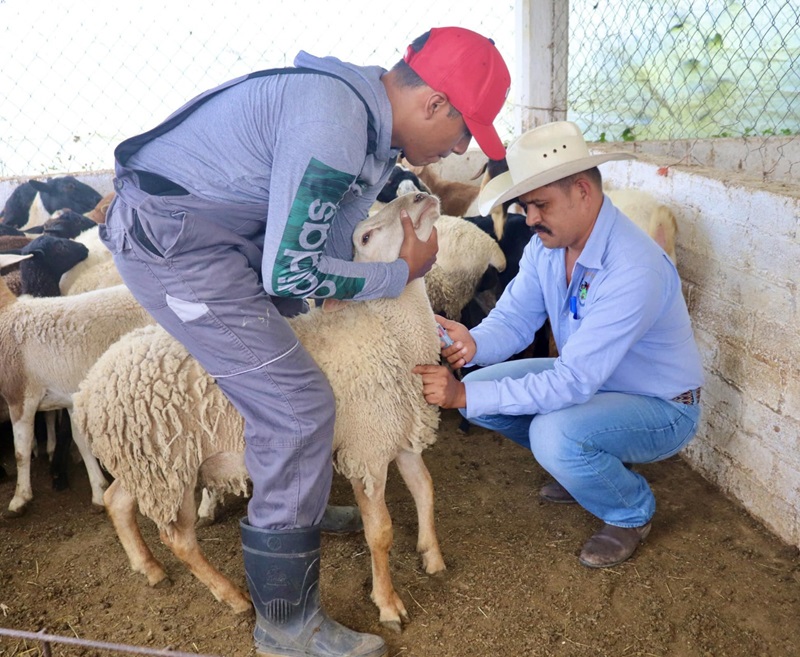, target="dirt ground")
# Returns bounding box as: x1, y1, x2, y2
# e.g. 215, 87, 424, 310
1, 409, 799, 657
